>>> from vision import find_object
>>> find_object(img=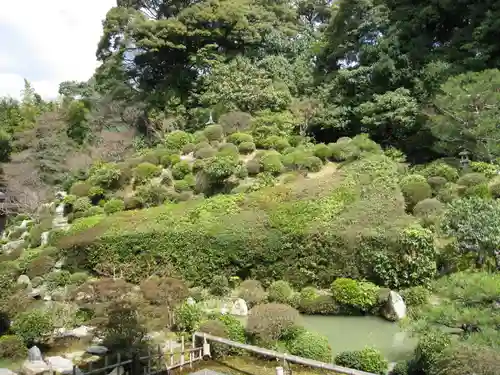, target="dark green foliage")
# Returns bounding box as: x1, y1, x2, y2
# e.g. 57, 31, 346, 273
210, 275, 230, 296
25, 255, 55, 279
0, 335, 28, 360
12, 309, 54, 345
46, 270, 71, 289
66, 99, 89, 144
286, 330, 332, 362
334, 348, 388, 375
0, 129, 12, 162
